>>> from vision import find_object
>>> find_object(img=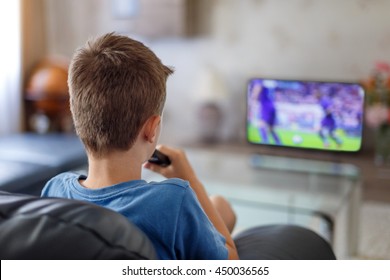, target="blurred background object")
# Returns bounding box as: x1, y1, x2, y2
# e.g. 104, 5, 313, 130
193, 66, 228, 143
0, 1, 22, 136
25, 58, 72, 133
362, 61, 390, 165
